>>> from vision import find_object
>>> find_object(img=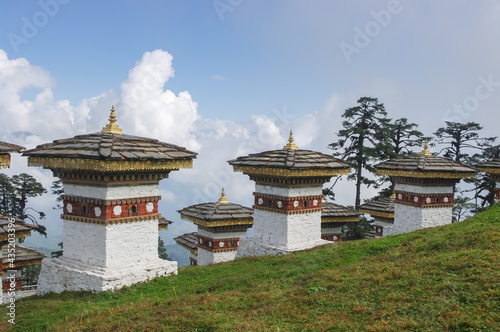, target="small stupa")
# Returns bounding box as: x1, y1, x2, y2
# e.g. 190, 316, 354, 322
228, 131, 350, 256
